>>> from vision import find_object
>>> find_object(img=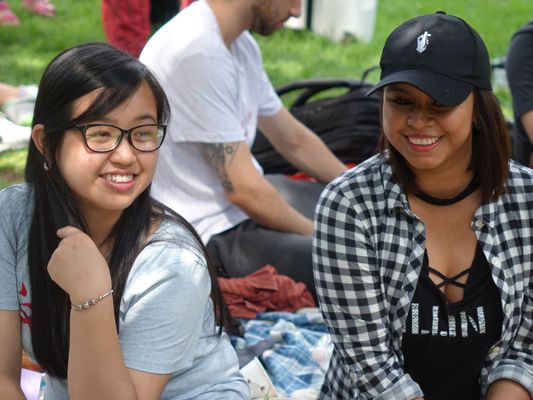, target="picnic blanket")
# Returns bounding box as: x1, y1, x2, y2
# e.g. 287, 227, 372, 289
21, 311, 332, 399
232, 309, 333, 399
